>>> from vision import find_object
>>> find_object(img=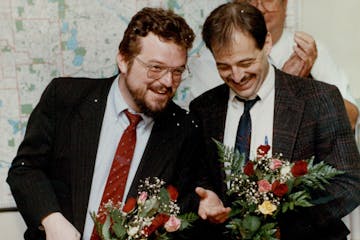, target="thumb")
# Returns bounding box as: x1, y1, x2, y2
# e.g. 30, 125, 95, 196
195, 187, 208, 199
